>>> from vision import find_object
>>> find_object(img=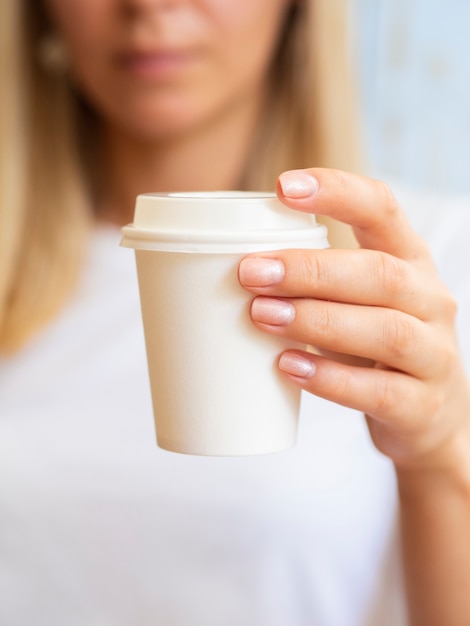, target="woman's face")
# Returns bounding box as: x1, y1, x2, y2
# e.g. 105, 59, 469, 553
44, 0, 291, 139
